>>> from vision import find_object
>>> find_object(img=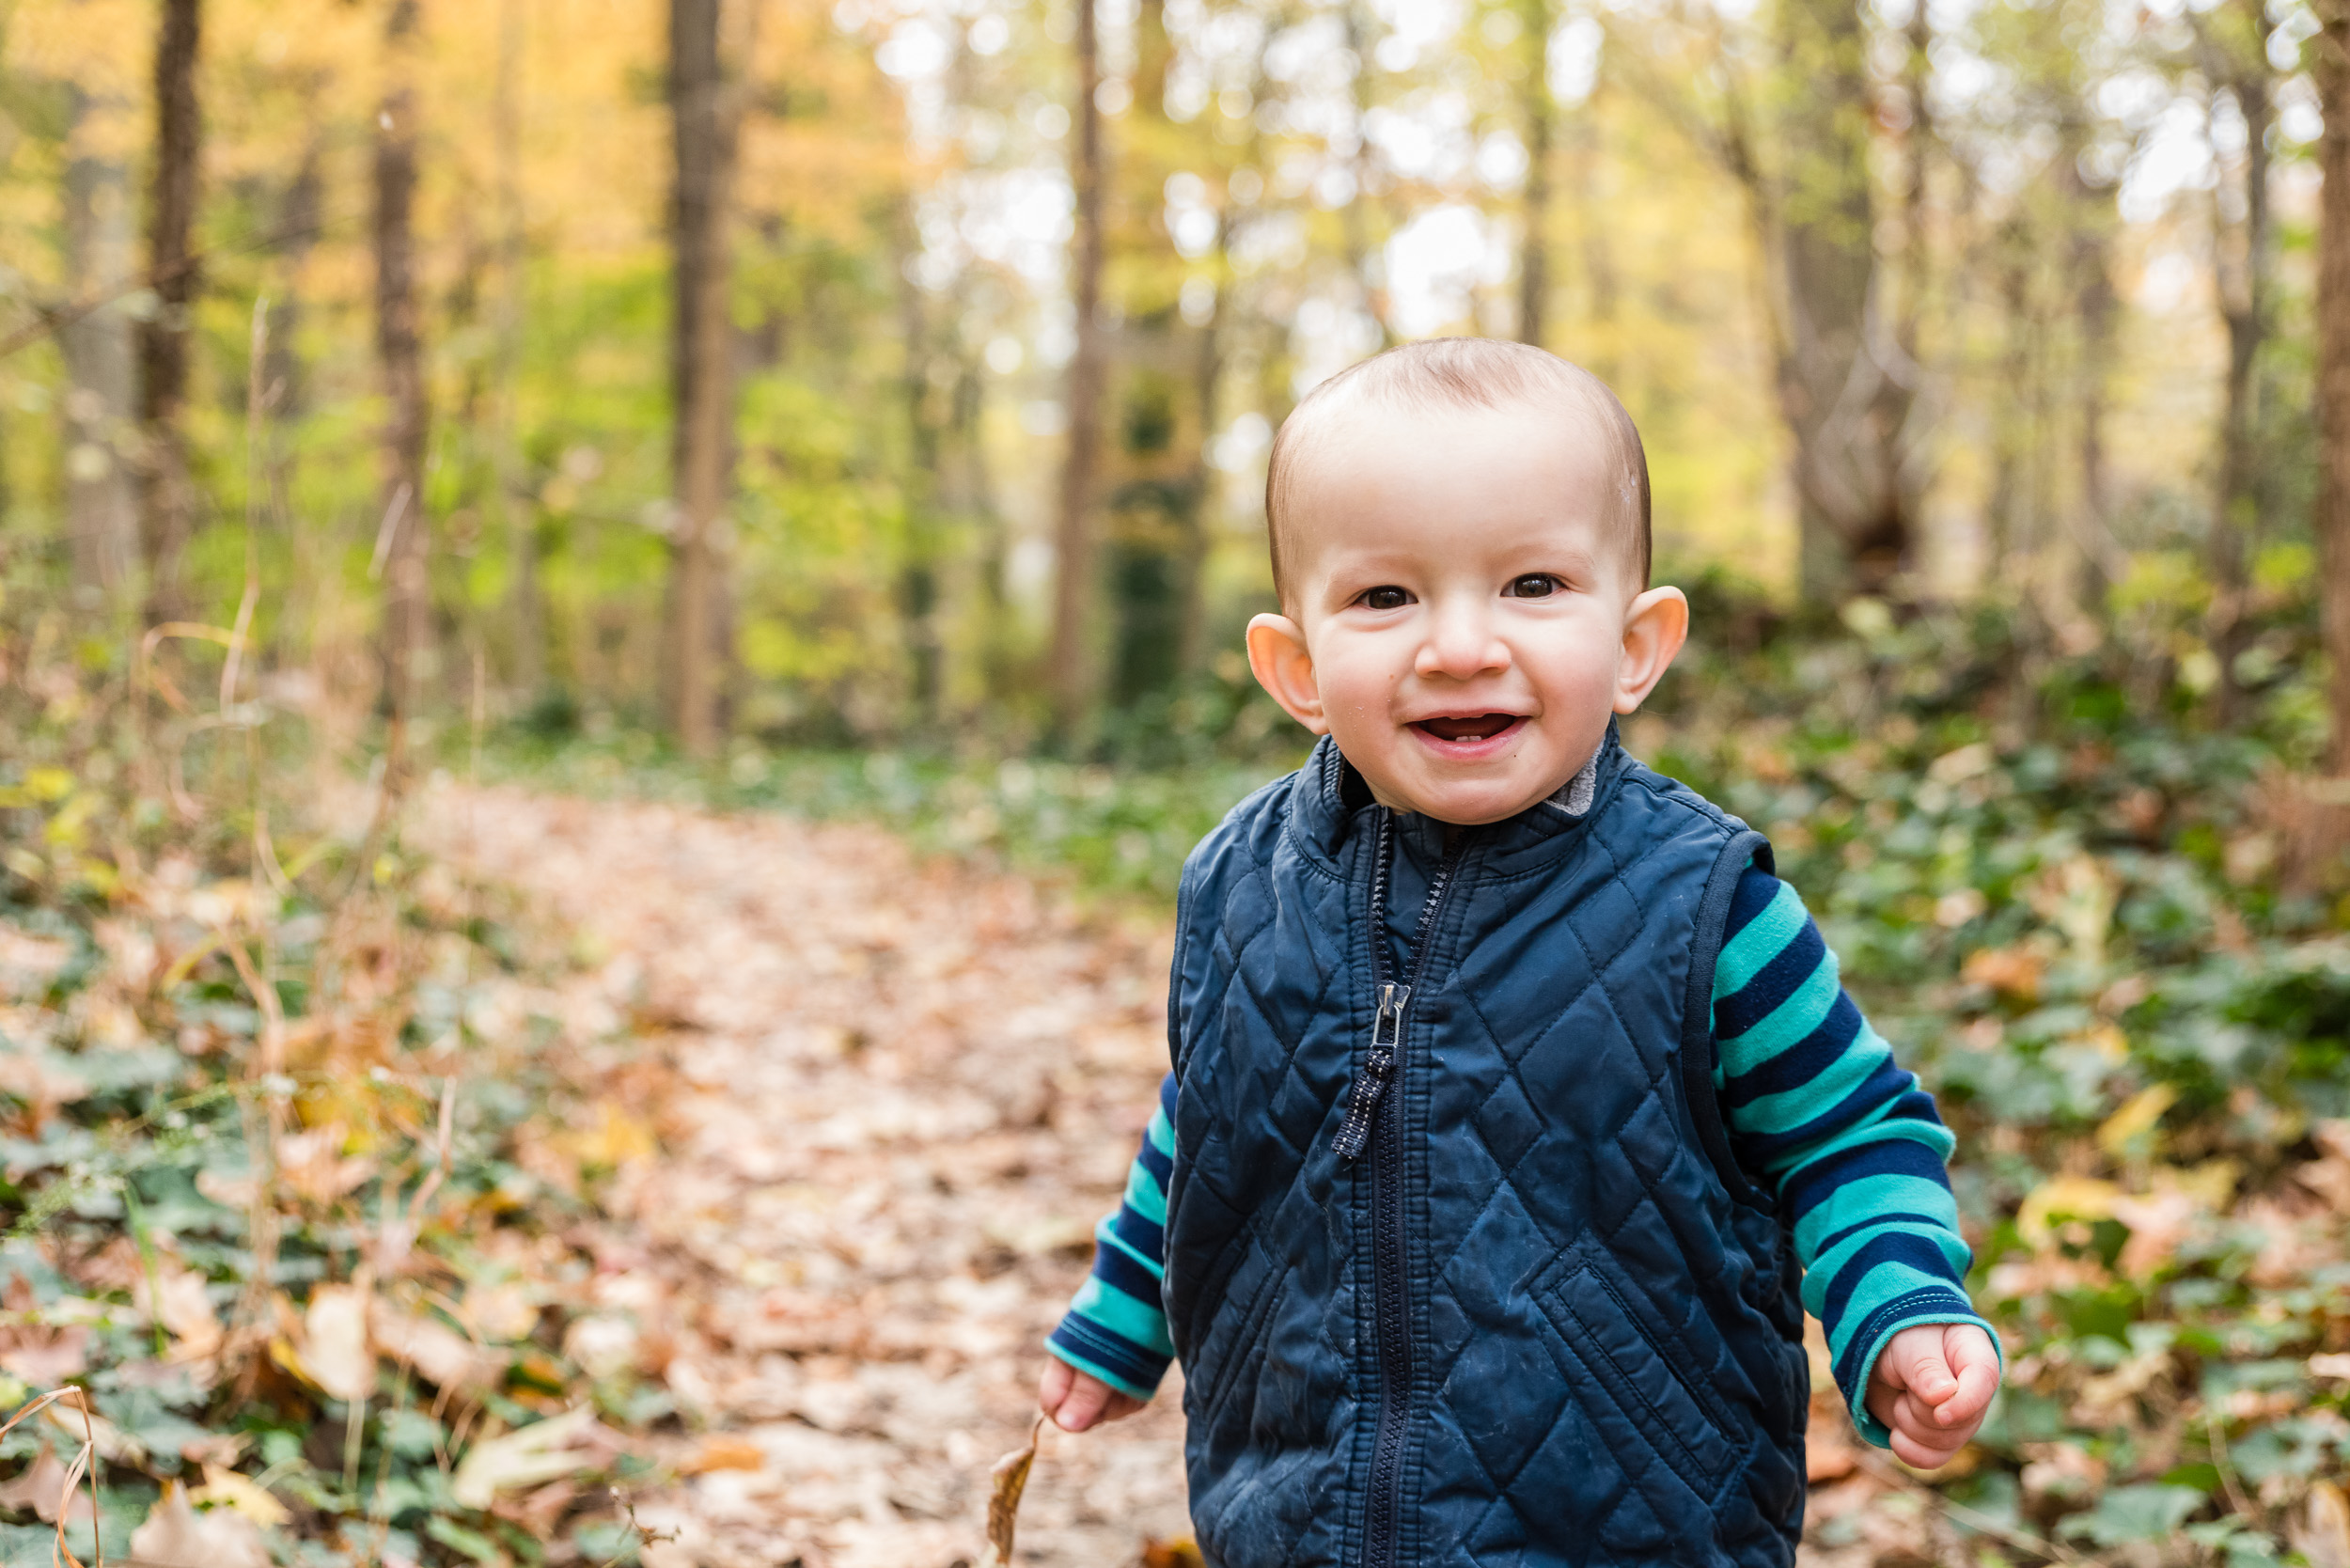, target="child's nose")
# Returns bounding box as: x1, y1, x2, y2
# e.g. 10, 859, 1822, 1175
1415, 599, 1511, 681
